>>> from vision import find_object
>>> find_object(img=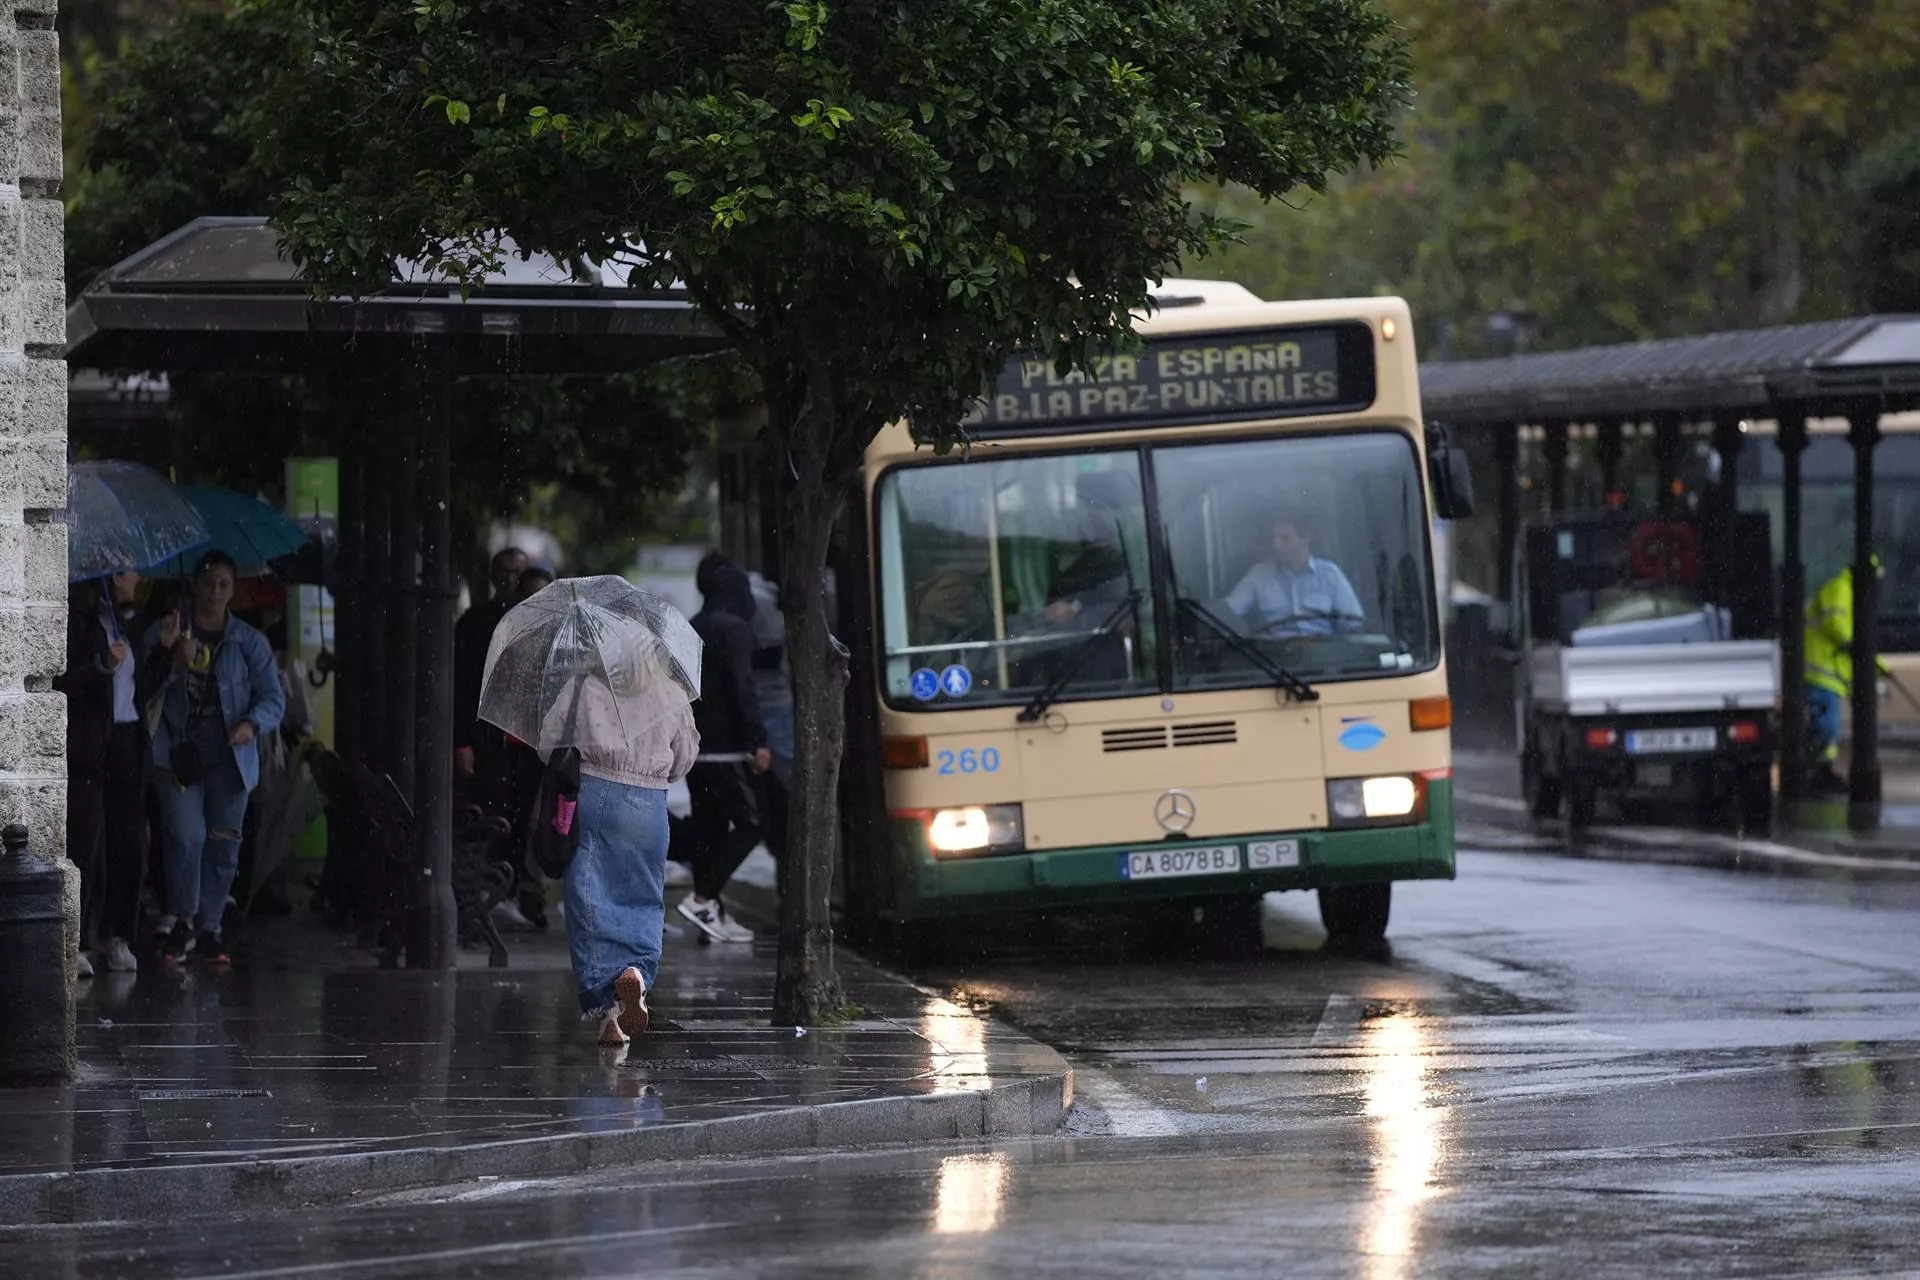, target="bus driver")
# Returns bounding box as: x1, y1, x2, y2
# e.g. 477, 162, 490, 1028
1226, 514, 1365, 639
